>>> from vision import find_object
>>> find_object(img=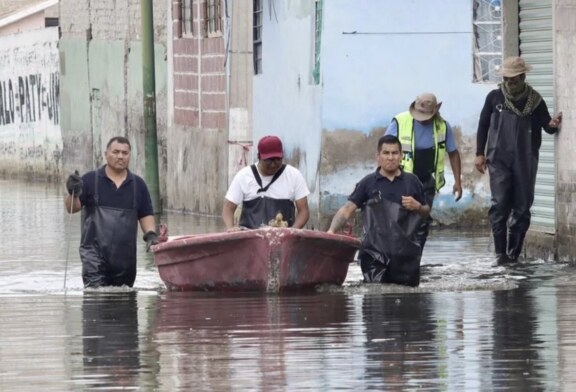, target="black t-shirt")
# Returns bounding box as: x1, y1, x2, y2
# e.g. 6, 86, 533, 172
79, 166, 154, 219
348, 168, 426, 209
476, 88, 556, 156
